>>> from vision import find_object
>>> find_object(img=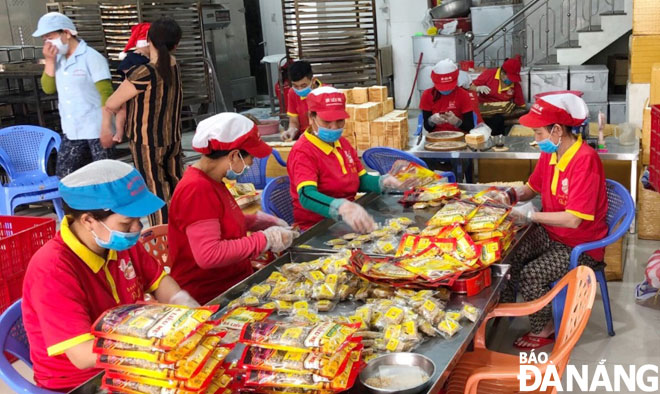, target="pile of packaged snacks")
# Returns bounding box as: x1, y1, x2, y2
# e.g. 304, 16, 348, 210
93, 303, 237, 394
324, 217, 415, 255
388, 160, 443, 187
400, 183, 461, 208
